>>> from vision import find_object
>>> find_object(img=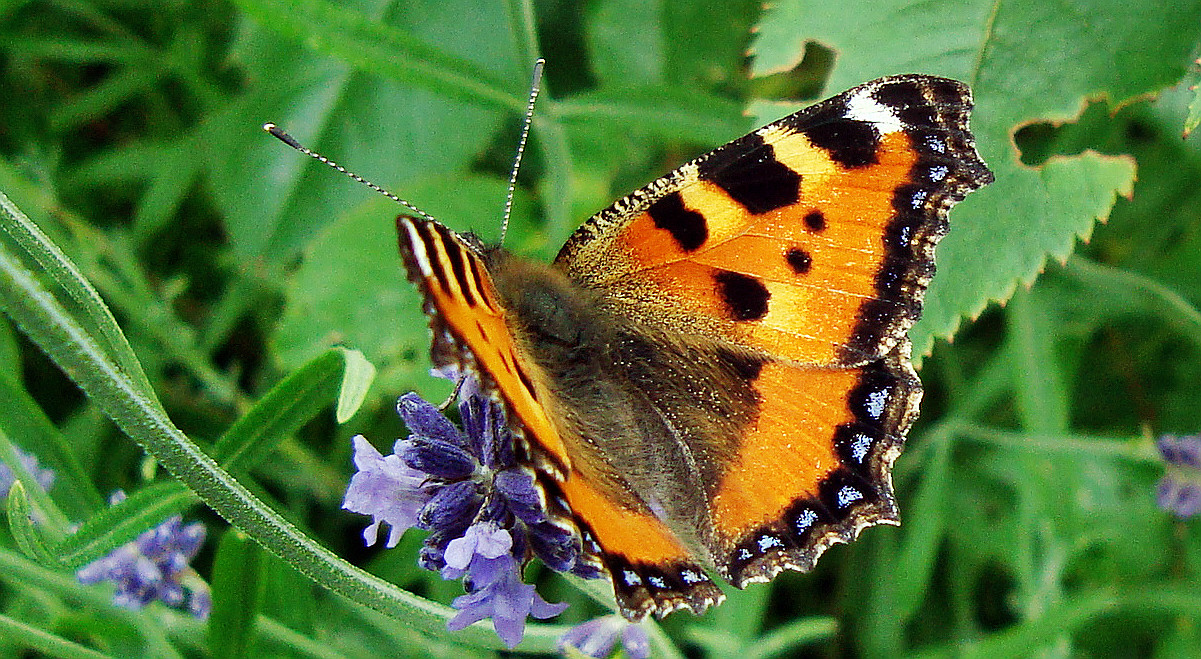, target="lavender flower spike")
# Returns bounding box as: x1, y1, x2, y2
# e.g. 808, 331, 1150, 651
76, 494, 210, 618
446, 543, 568, 648
0, 447, 56, 498
1155, 434, 1201, 519
442, 522, 513, 579
343, 381, 586, 649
